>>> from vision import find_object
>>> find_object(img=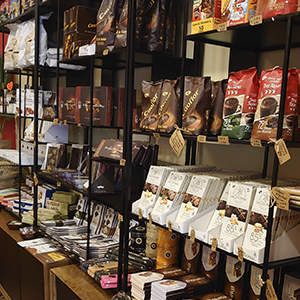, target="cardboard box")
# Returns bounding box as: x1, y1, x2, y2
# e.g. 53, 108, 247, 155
191, 0, 222, 34
63, 32, 93, 59
112, 87, 125, 127
58, 87, 76, 122
75, 86, 112, 126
